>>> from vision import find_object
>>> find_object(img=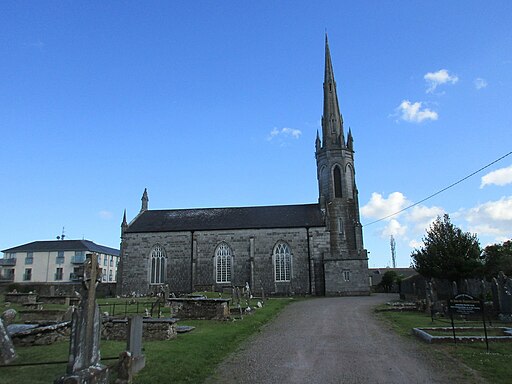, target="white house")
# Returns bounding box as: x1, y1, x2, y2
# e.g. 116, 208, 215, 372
0, 240, 120, 284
